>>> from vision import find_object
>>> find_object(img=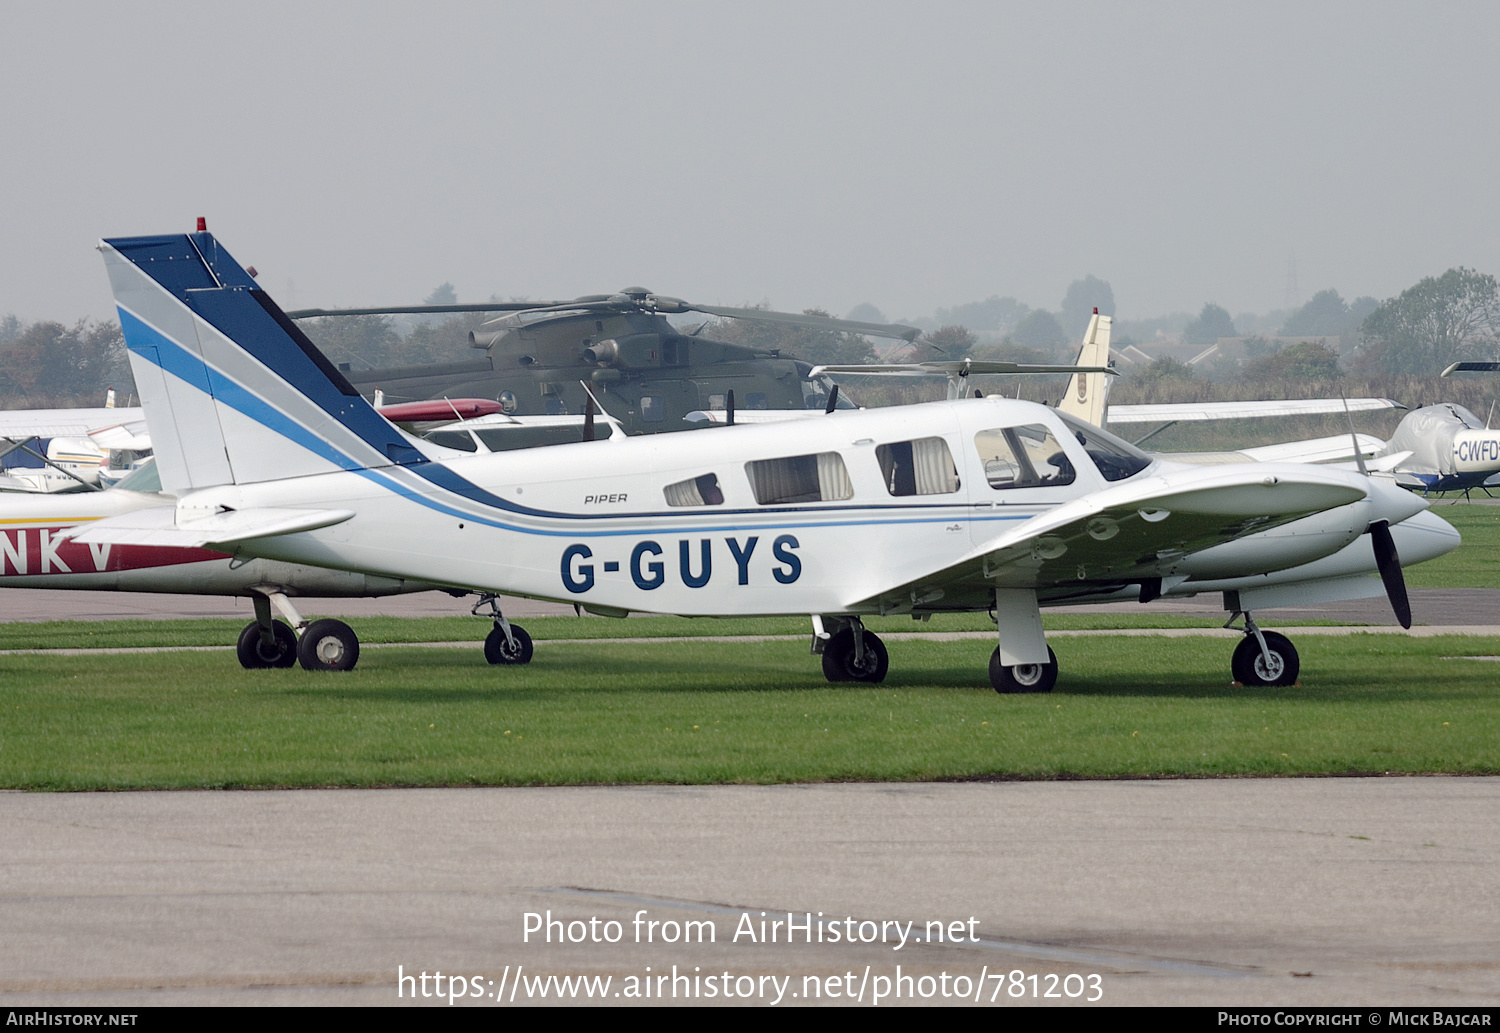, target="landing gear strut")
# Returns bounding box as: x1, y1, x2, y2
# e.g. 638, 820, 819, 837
474, 594, 533, 665
1226, 611, 1299, 686
236, 590, 362, 672
989, 588, 1056, 694
236, 593, 298, 669
813, 616, 888, 683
